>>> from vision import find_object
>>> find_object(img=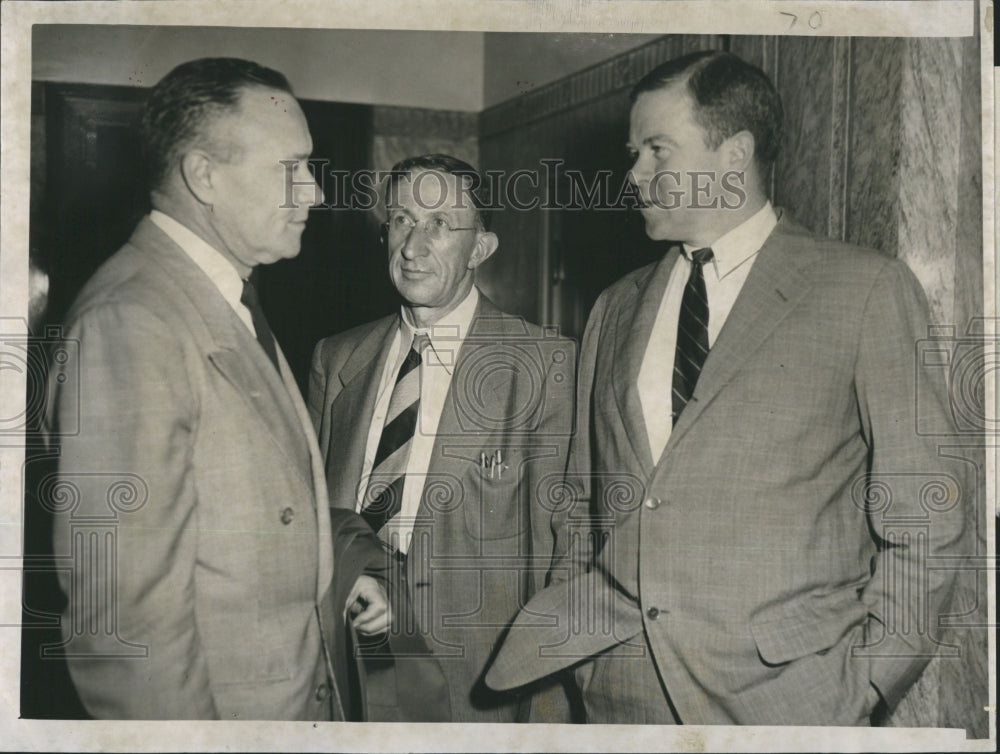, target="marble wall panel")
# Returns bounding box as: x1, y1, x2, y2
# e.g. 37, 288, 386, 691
935, 34, 988, 729
952, 32, 985, 332
370, 105, 479, 182
847, 38, 904, 257
896, 37, 963, 325
370, 135, 479, 181
773, 36, 838, 236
